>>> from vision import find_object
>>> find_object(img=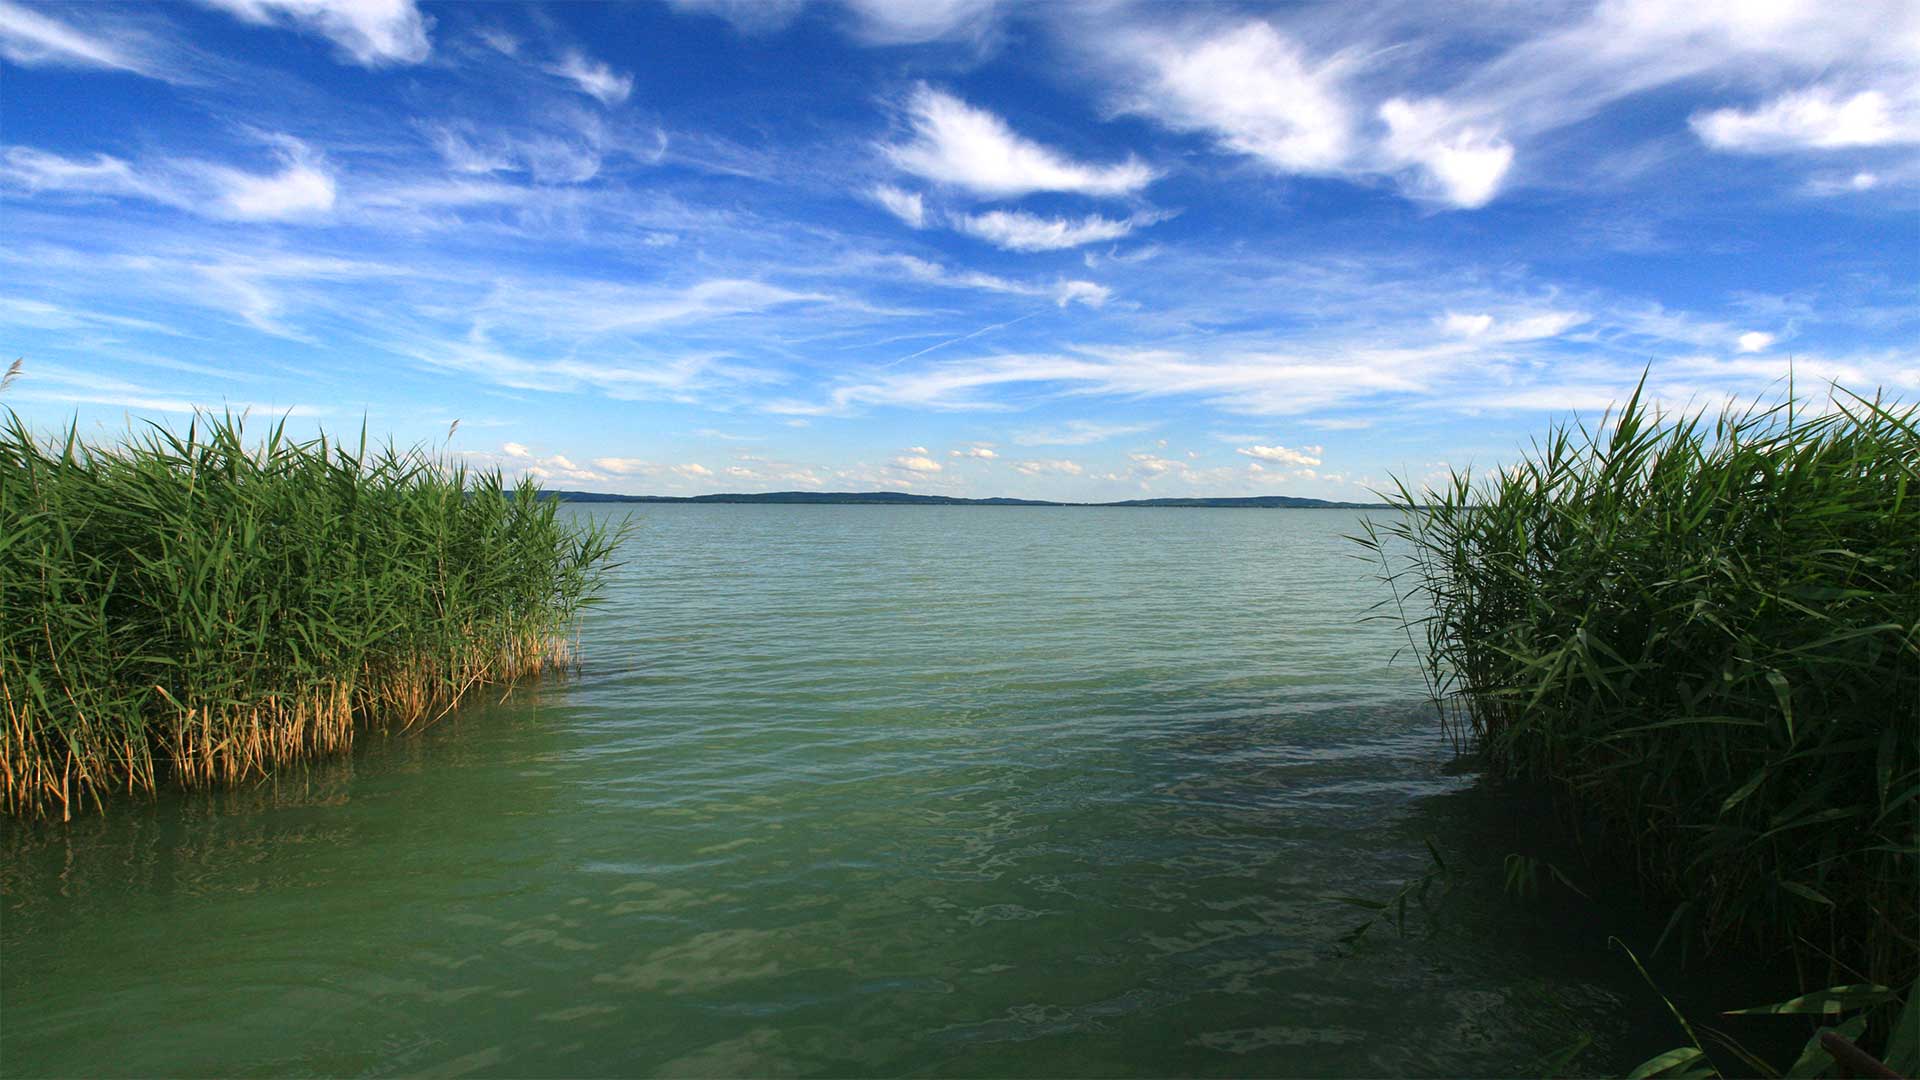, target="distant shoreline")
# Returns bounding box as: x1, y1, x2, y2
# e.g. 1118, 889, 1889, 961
544, 489, 1393, 509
